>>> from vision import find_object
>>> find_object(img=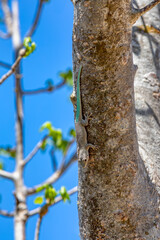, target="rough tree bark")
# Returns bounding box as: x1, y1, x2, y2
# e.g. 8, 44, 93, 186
72, 0, 160, 239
